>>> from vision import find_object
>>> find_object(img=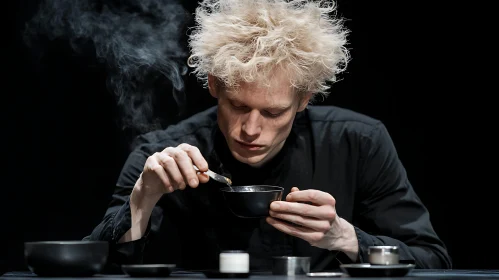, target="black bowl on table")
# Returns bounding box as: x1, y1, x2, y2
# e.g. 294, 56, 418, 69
24, 241, 108, 277
220, 185, 284, 218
